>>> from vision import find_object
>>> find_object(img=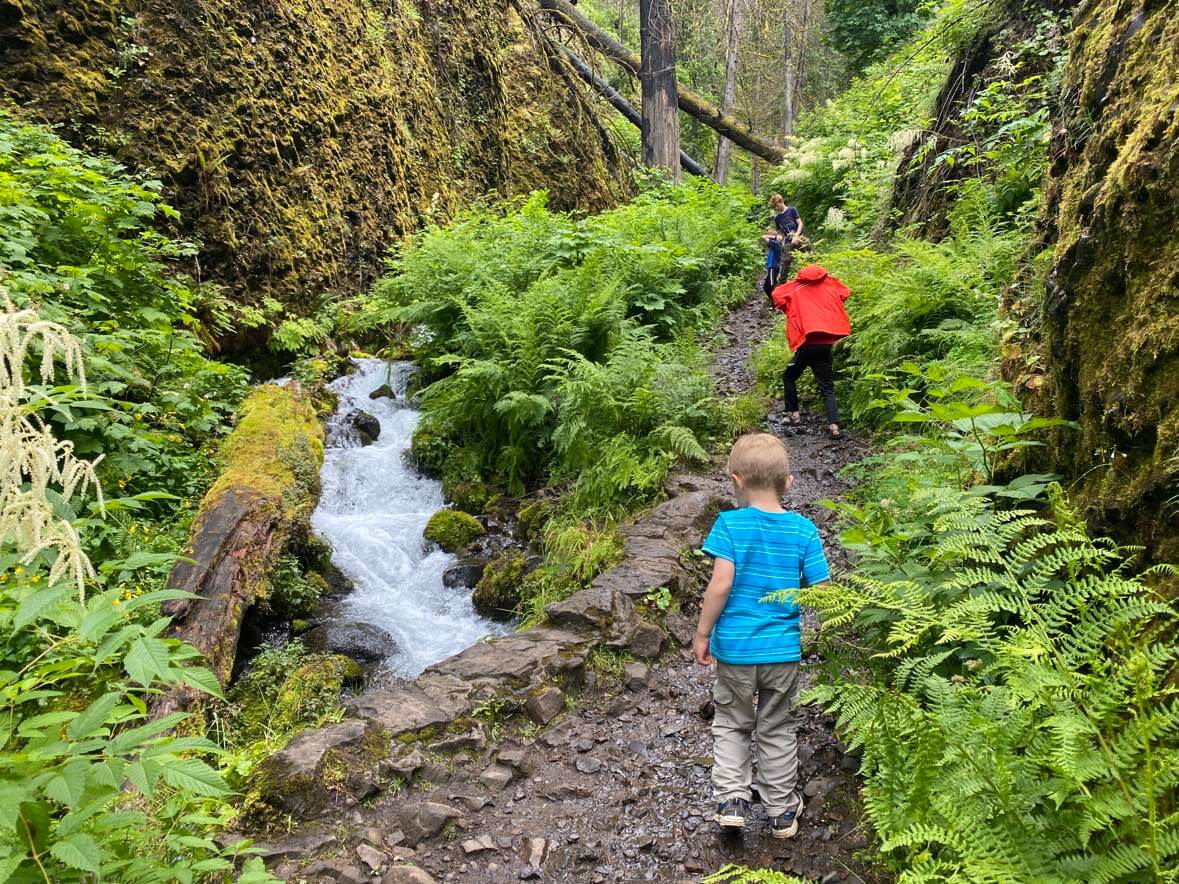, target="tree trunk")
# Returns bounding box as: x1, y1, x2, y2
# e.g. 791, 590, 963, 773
564, 49, 707, 176
539, 0, 786, 164
782, 9, 796, 138
713, 0, 740, 183
639, 0, 681, 177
